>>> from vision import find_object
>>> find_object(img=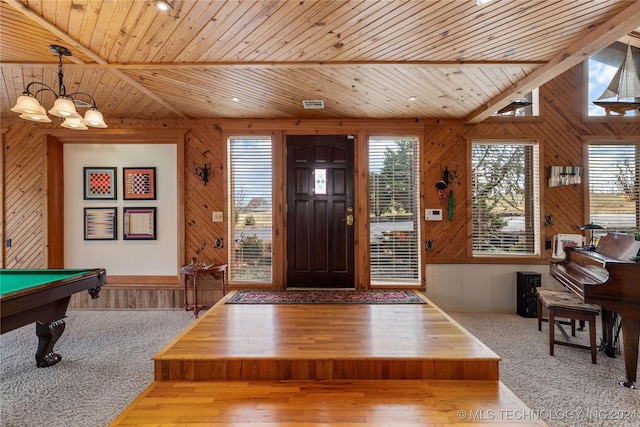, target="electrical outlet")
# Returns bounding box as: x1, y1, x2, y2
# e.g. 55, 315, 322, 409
212, 211, 223, 222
